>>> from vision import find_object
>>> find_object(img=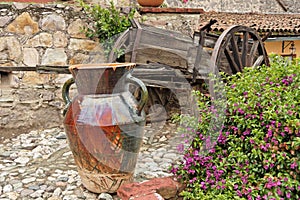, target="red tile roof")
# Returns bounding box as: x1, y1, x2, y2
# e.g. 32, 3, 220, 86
198, 12, 300, 35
